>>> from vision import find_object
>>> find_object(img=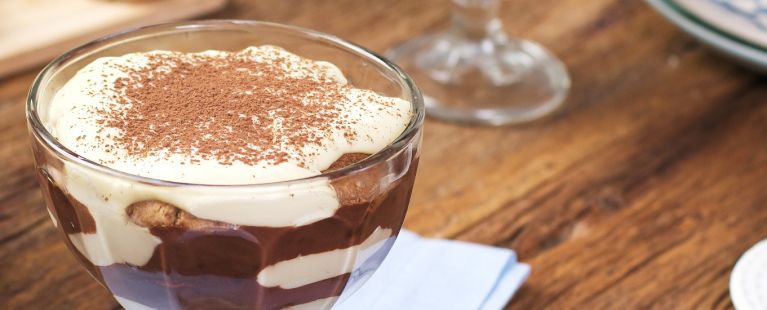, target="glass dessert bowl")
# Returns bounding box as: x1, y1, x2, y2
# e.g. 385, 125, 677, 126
27, 20, 424, 310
